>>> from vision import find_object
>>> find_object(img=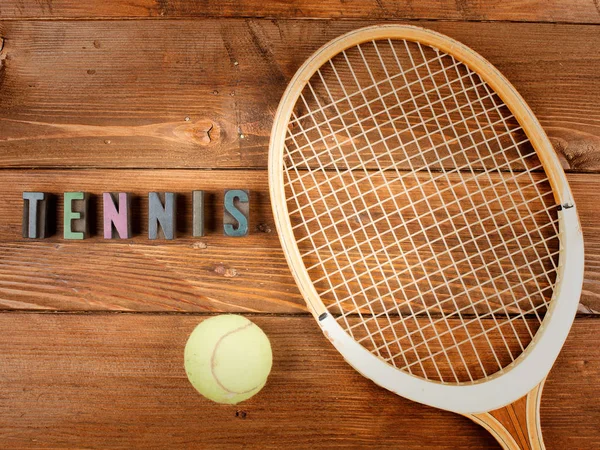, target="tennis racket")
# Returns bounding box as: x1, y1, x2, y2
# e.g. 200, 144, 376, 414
268, 25, 584, 449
